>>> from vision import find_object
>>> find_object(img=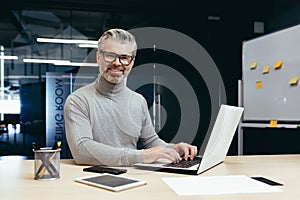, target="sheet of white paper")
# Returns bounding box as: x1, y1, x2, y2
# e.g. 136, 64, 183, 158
162, 175, 282, 195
